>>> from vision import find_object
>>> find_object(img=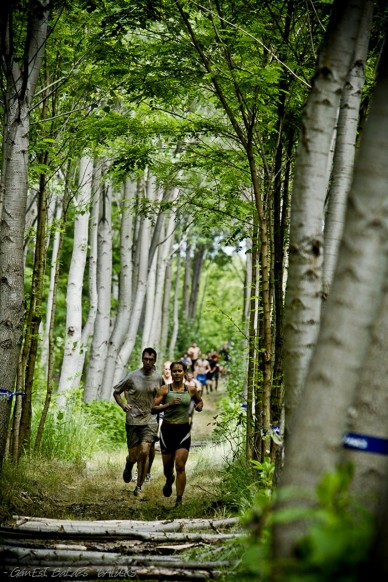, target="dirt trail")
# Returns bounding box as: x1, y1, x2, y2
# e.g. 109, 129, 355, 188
2, 380, 231, 522
1, 380, 244, 579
